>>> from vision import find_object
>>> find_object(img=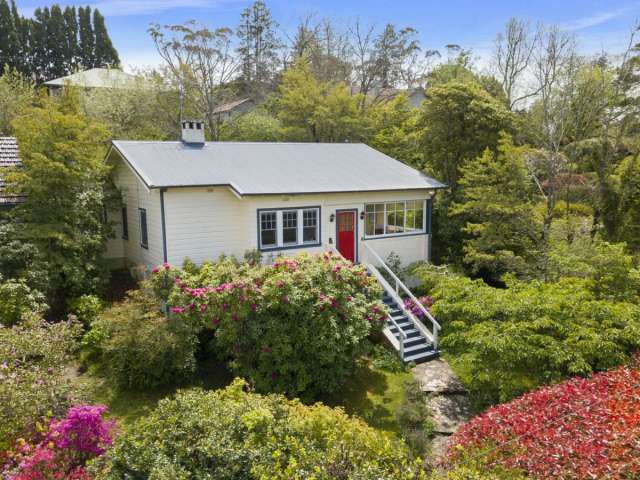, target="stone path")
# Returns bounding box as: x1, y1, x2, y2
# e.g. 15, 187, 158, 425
412, 359, 472, 460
